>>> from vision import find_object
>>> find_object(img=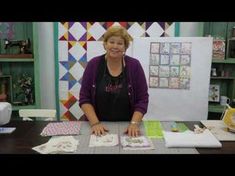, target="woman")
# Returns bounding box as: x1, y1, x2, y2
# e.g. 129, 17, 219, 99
79, 25, 149, 137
